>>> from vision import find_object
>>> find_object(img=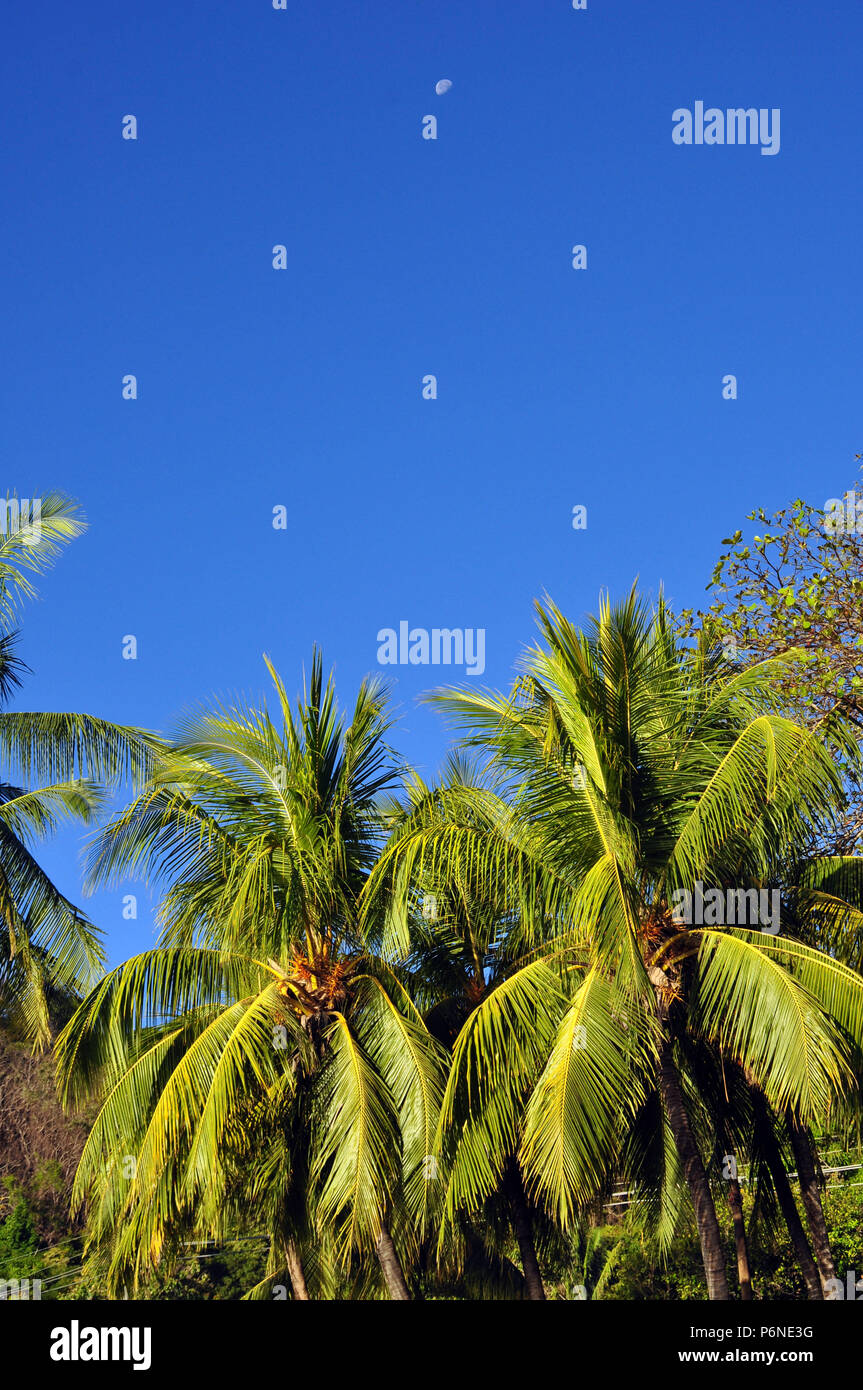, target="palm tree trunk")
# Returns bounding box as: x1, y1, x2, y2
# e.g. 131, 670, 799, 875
285, 1240, 310, 1300
375, 1224, 411, 1300
658, 1040, 730, 1300
505, 1157, 546, 1300
787, 1115, 836, 1293
725, 1173, 753, 1299
752, 1093, 822, 1299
